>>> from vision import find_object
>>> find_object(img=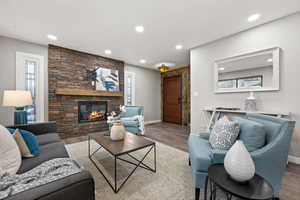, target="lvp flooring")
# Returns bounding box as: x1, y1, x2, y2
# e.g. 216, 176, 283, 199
63, 122, 300, 200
